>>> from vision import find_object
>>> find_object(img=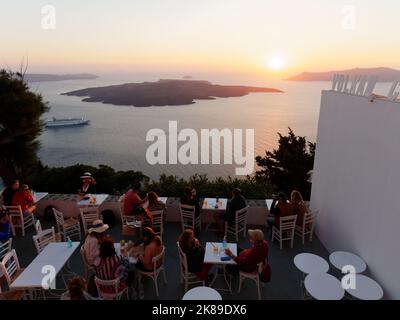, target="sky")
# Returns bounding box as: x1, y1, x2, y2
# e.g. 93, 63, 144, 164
1, 0, 399, 77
